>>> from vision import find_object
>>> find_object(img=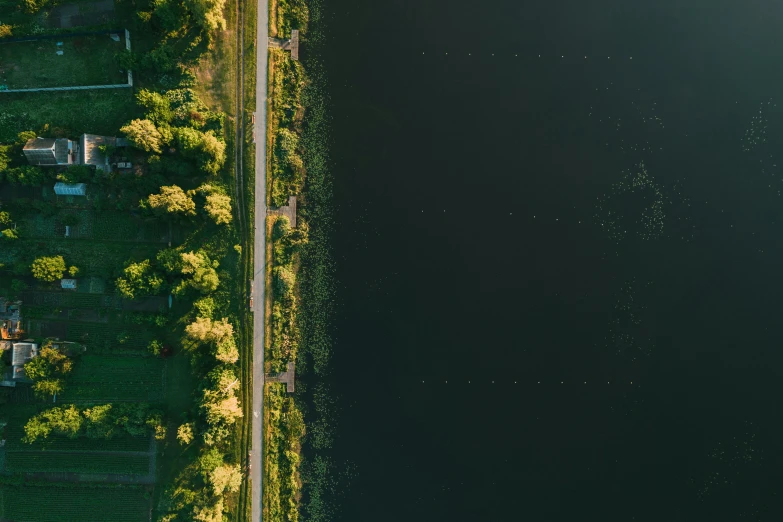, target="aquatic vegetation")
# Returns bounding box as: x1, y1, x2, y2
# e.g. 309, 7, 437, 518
594, 162, 666, 244
741, 99, 773, 152
605, 278, 654, 361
